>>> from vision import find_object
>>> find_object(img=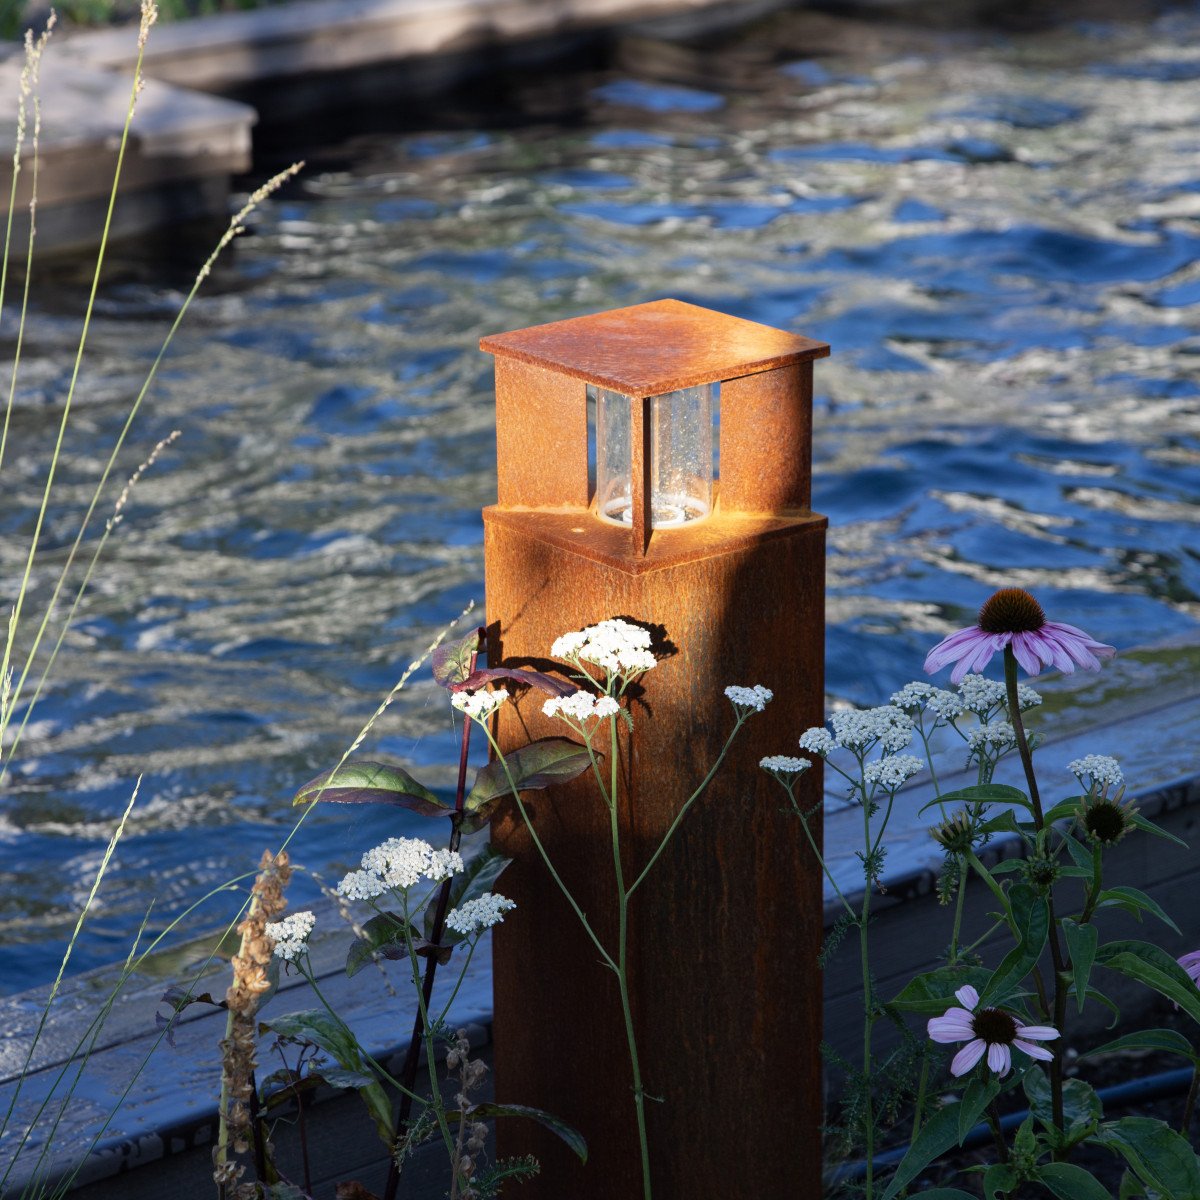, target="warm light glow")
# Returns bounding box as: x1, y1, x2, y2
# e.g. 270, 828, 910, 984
592, 383, 713, 529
